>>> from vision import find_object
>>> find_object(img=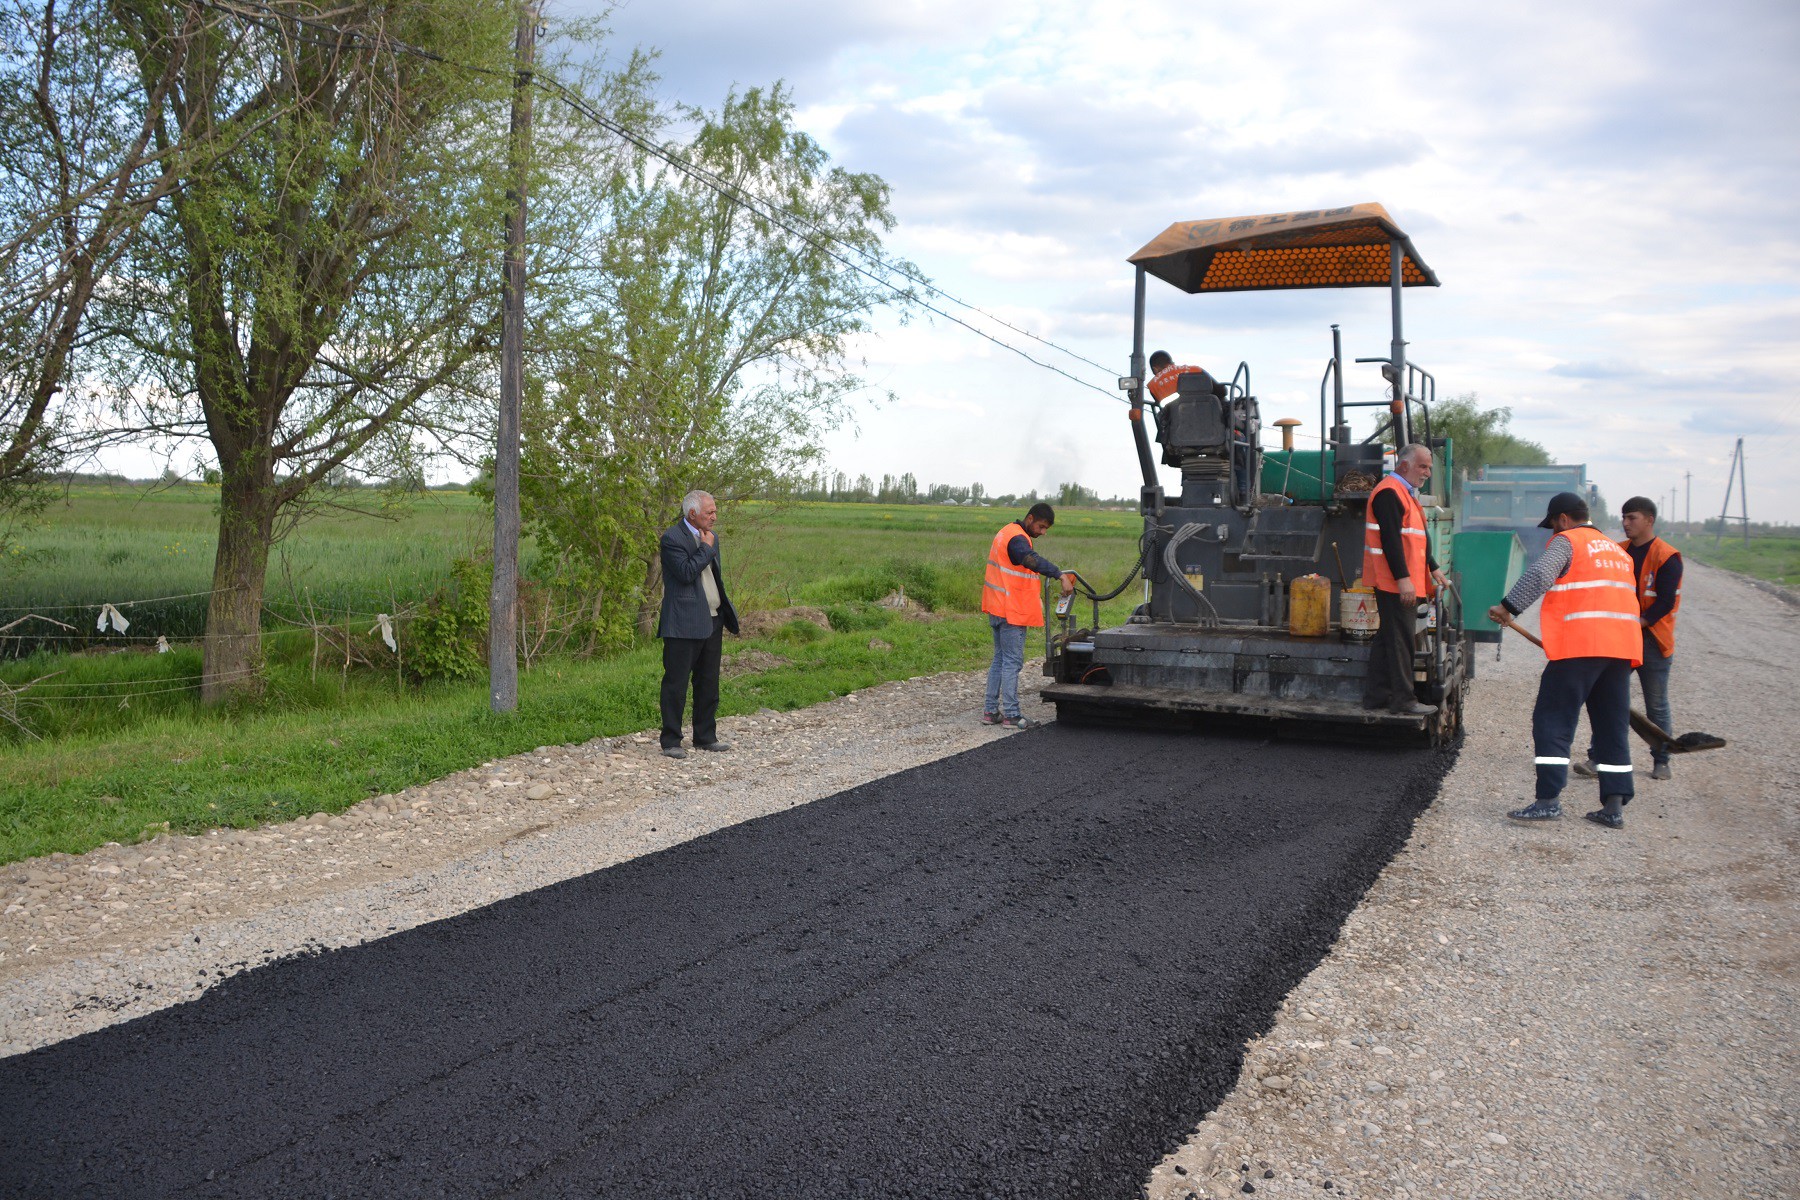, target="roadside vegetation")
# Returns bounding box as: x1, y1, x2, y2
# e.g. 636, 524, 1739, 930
1666, 531, 1799, 588
0, 493, 1146, 863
